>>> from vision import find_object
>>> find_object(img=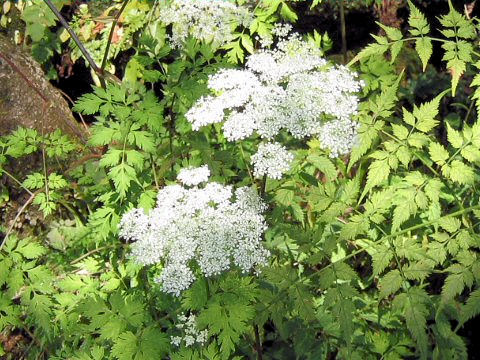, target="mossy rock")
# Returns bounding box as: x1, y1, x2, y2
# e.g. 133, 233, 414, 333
0, 33, 86, 141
